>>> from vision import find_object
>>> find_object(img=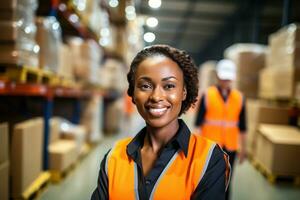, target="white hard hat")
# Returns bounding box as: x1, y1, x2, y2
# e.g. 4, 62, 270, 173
216, 59, 236, 81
